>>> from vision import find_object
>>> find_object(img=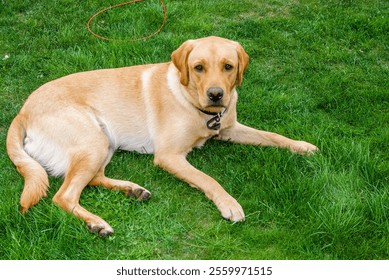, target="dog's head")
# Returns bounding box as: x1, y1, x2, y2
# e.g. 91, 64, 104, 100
171, 36, 249, 113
